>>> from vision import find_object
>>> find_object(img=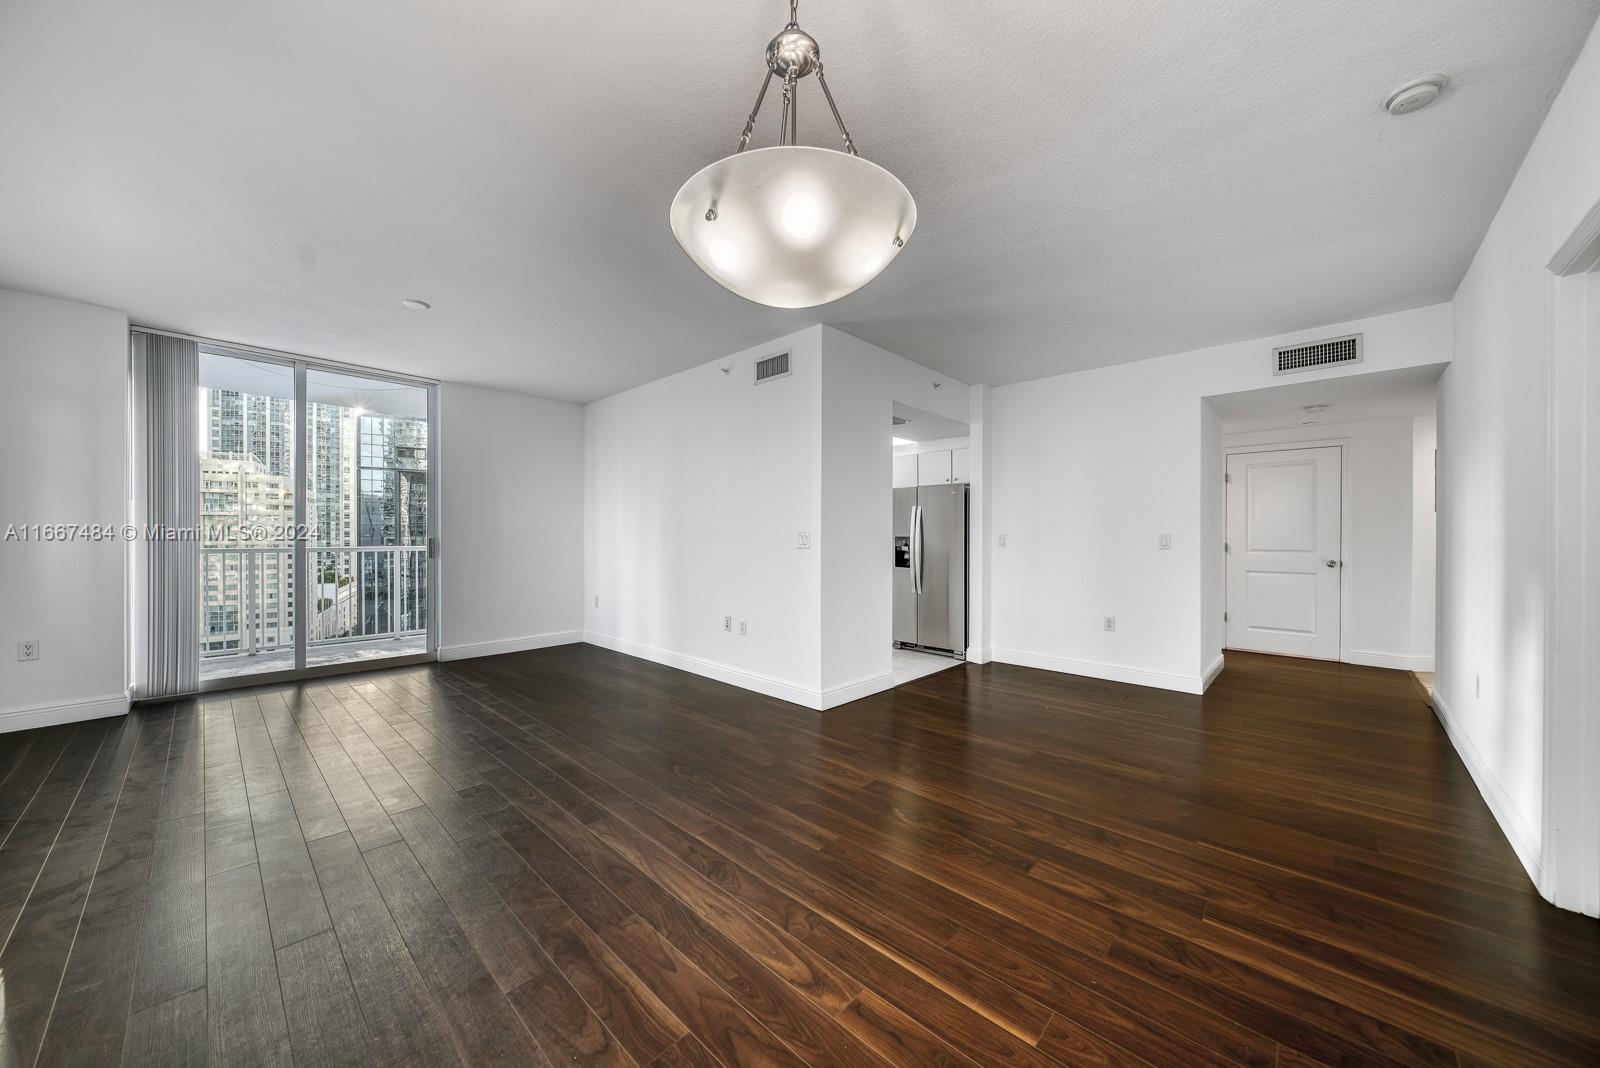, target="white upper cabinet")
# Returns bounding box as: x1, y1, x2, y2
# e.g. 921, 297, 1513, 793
951, 447, 971, 484
892, 453, 918, 489
918, 450, 953, 486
